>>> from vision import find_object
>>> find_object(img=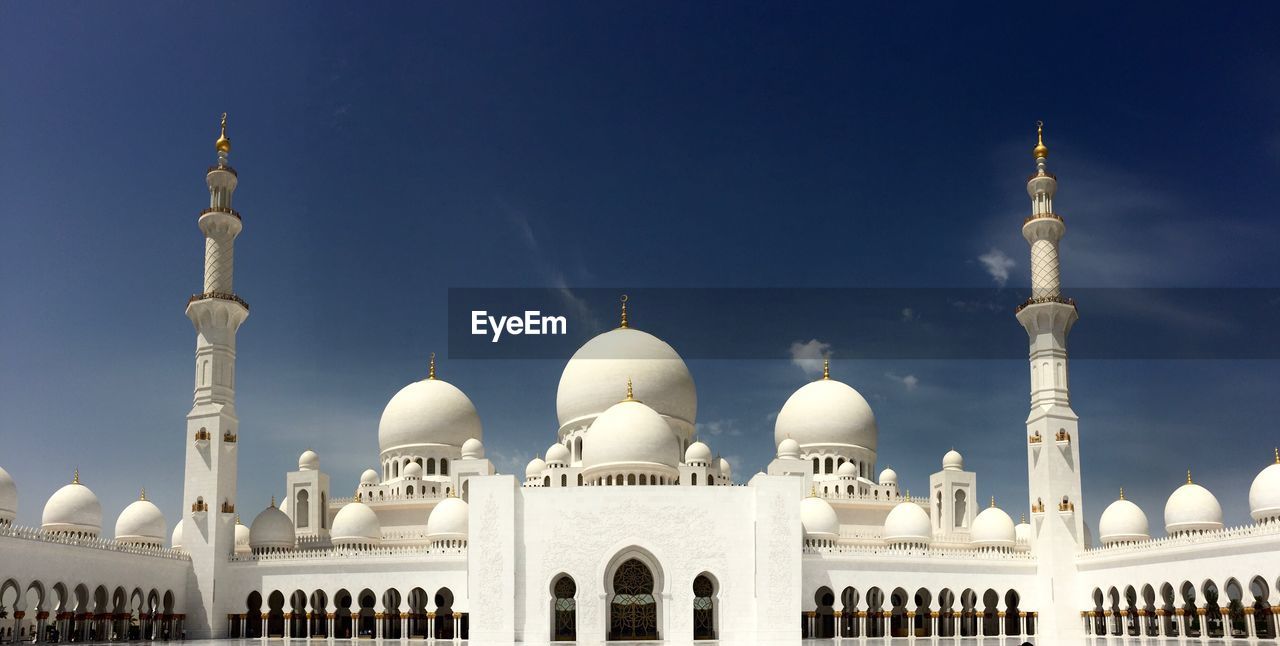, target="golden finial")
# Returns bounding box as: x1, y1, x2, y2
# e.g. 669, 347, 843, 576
809, 485, 817, 498
1186, 470, 1193, 485
1033, 120, 1048, 159
1118, 487, 1124, 501
270, 495, 276, 508
990, 496, 996, 509
624, 377, 635, 401
904, 490, 910, 501
216, 113, 231, 153
72, 468, 80, 484
235, 514, 241, 525
619, 294, 629, 329
1021, 513, 1026, 524
1274, 447, 1278, 465
140, 488, 147, 501
822, 358, 830, 380
428, 353, 436, 380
